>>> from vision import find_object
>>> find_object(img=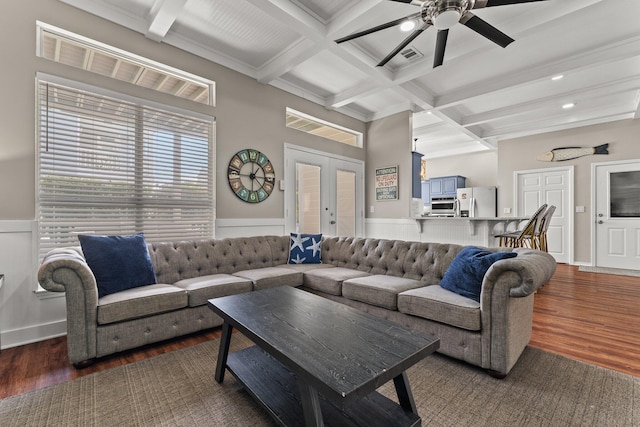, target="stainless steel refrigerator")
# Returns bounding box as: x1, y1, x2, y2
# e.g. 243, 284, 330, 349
456, 186, 497, 218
